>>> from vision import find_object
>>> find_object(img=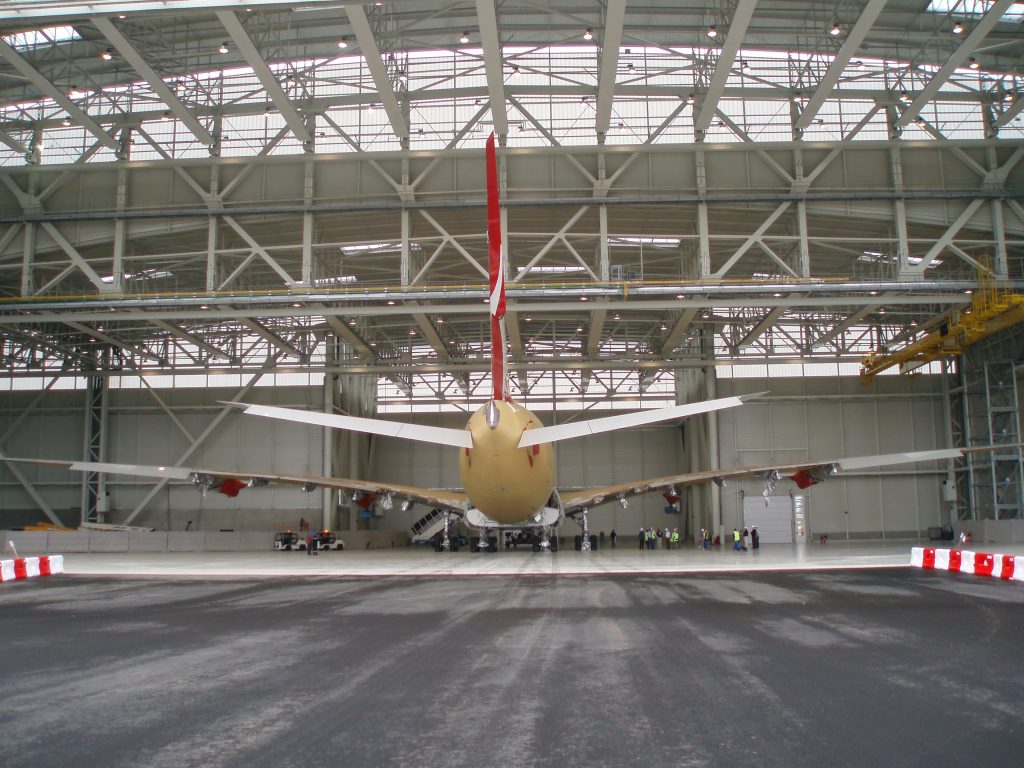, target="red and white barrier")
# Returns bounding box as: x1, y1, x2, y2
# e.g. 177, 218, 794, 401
911, 547, 1023, 581
0, 555, 64, 583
